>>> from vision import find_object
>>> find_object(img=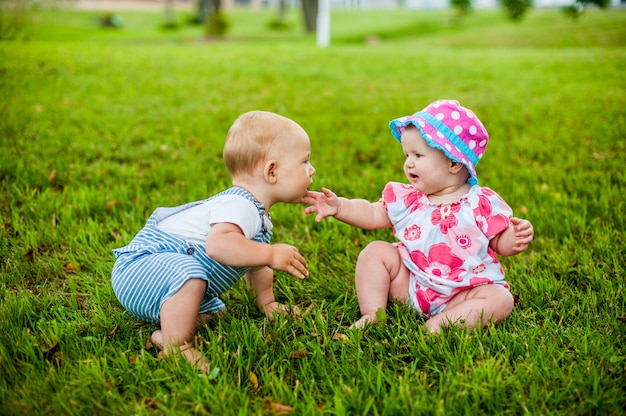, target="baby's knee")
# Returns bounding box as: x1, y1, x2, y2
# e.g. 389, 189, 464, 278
491, 285, 514, 318
357, 241, 396, 263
